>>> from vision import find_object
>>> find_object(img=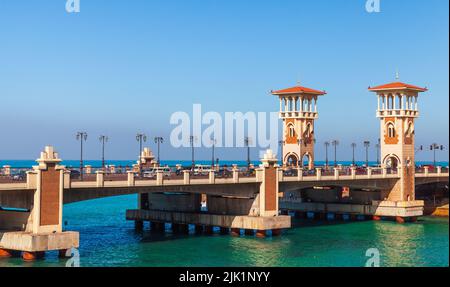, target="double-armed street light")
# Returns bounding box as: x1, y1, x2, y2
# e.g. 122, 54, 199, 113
76, 132, 88, 180
99, 135, 108, 169
190, 135, 197, 171
244, 137, 252, 169
210, 137, 217, 169
430, 143, 445, 167
136, 133, 147, 173
154, 137, 164, 166
331, 140, 339, 167
324, 141, 330, 168
351, 143, 357, 166
364, 141, 371, 167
